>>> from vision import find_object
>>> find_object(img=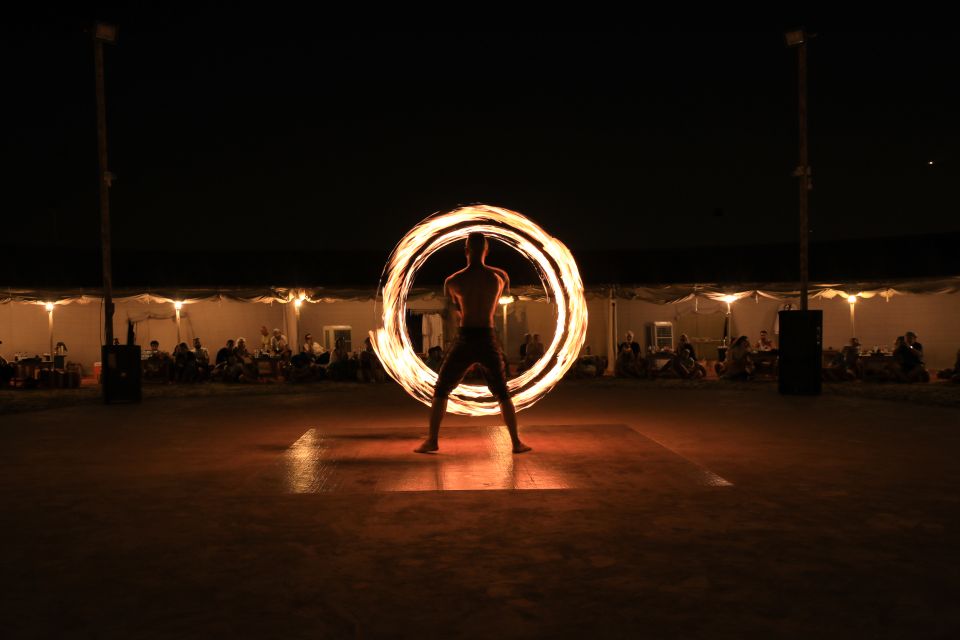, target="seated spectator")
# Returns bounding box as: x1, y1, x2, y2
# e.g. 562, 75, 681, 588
258, 326, 272, 354
674, 333, 707, 379
0, 341, 13, 387
615, 341, 647, 378
842, 337, 863, 378
327, 337, 352, 381
358, 337, 386, 383
300, 333, 325, 358
143, 340, 172, 381
905, 331, 923, 358
193, 337, 210, 381
755, 330, 775, 352
234, 337, 257, 382
935, 349, 960, 383
426, 346, 444, 372
618, 331, 641, 358
288, 335, 326, 383
173, 342, 198, 382
215, 339, 235, 366
824, 337, 861, 382
211, 339, 236, 381
292, 332, 321, 369
520, 334, 532, 360
894, 335, 929, 383
518, 333, 546, 373
717, 335, 752, 380
271, 328, 290, 358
